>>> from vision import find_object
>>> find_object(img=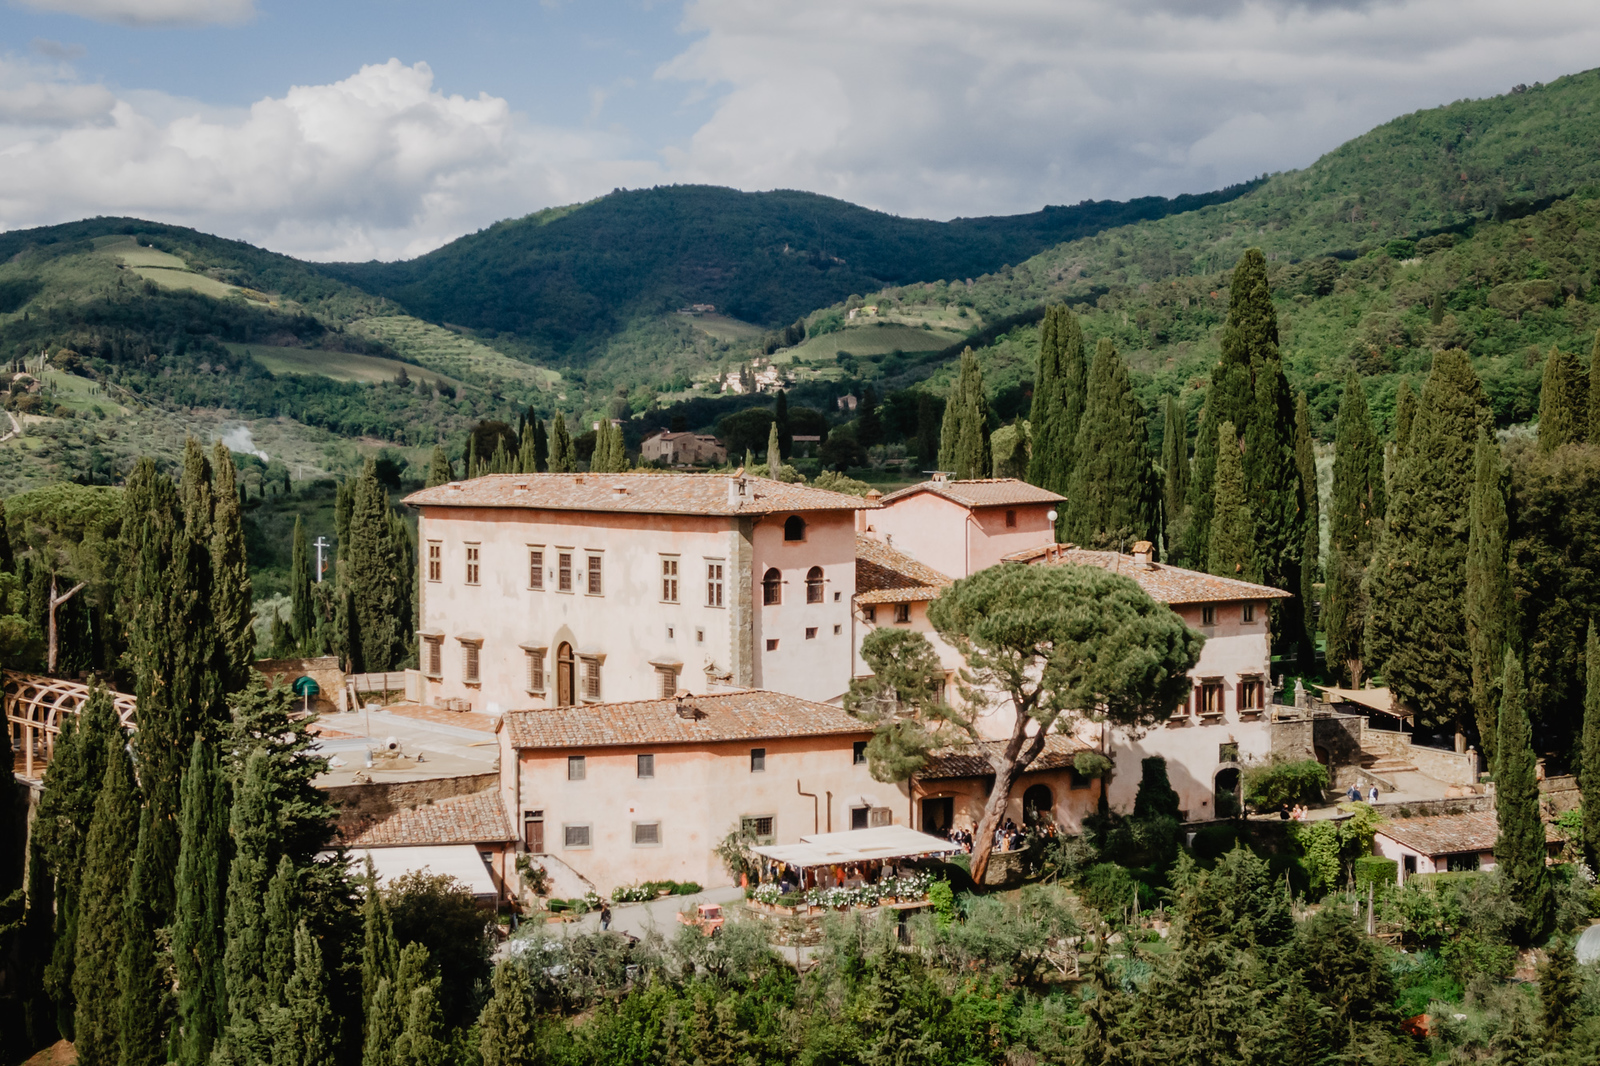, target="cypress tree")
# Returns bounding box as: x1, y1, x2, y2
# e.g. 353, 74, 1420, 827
1494, 650, 1554, 943
390, 943, 446, 1066
548, 418, 574, 473
1207, 422, 1256, 579
211, 440, 254, 692
775, 389, 792, 459
1588, 329, 1600, 444
1064, 338, 1155, 548
334, 480, 354, 566
1540, 935, 1580, 1048
1324, 372, 1385, 685
1538, 344, 1586, 451
72, 727, 138, 1066
937, 378, 961, 473
954, 349, 992, 480
531, 417, 548, 472
290, 517, 314, 650
1364, 350, 1493, 737
118, 810, 170, 1066
425, 446, 452, 488
1393, 379, 1416, 454
1293, 392, 1319, 650
1027, 304, 1087, 510
514, 428, 535, 474
478, 961, 537, 1066
915, 393, 940, 465
265, 923, 337, 1066
1582, 623, 1600, 873
218, 748, 274, 1065
347, 460, 409, 671
263, 855, 298, 1006
1161, 396, 1188, 556
766, 421, 781, 476
360, 867, 398, 1026
743, 447, 755, 472
1465, 430, 1510, 765
858, 386, 883, 450
173, 740, 228, 1066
